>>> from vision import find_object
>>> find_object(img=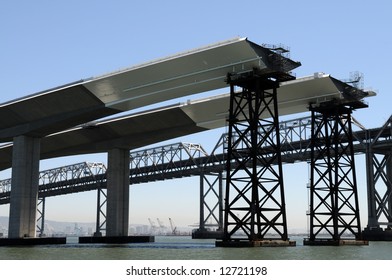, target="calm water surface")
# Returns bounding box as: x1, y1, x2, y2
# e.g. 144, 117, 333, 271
0, 235, 391, 260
